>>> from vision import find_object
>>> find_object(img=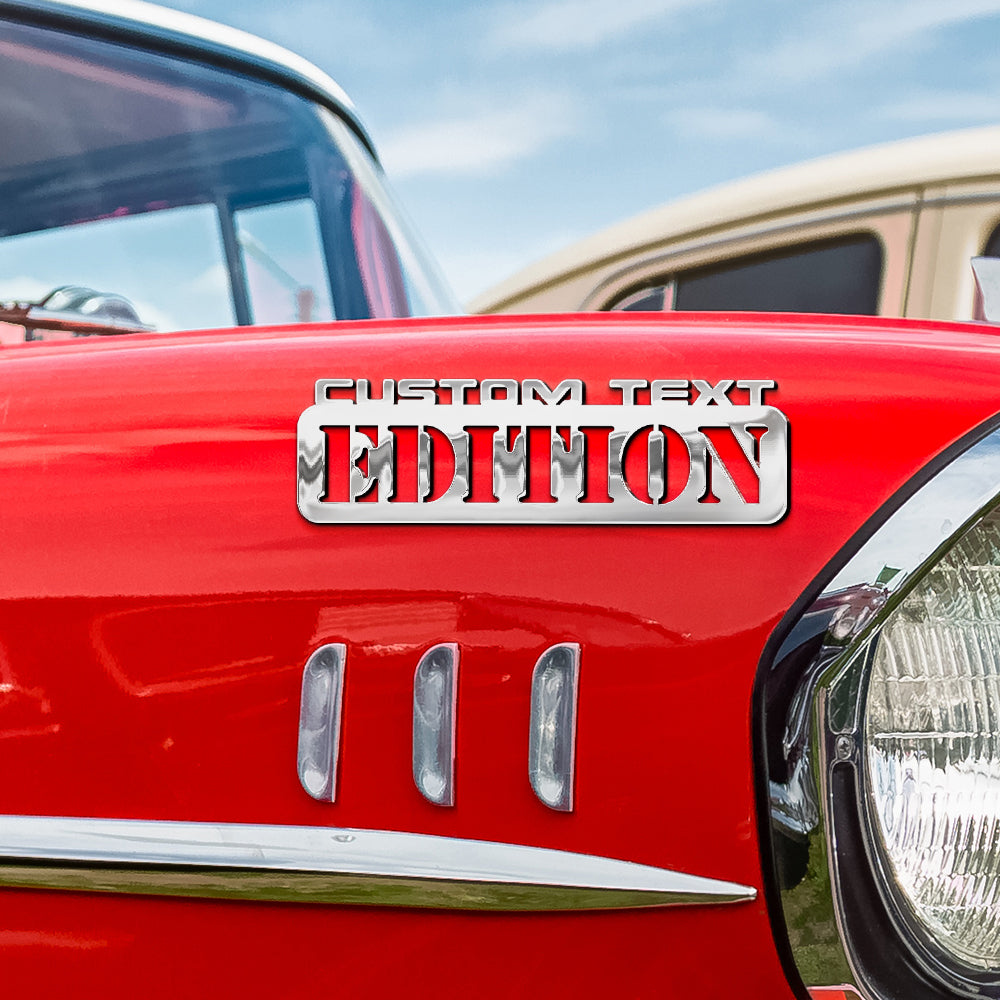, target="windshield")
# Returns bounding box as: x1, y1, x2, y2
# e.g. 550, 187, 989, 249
0, 16, 457, 341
